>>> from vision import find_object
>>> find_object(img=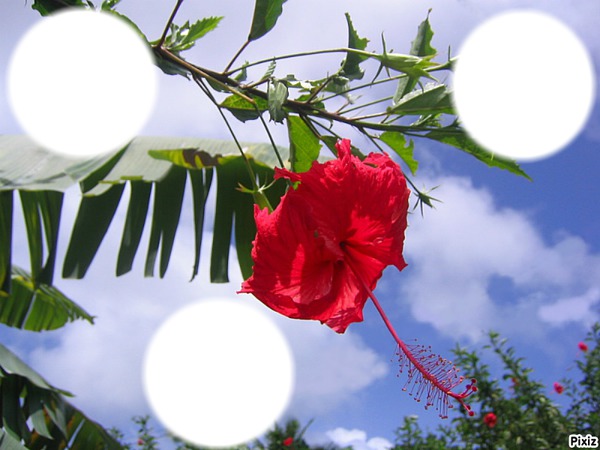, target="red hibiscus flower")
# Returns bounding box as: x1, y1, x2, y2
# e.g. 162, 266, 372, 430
240, 139, 476, 417
554, 382, 564, 394
483, 412, 497, 428
240, 138, 408, 333
578, 341, 588, 352
283, 437, 294, 446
